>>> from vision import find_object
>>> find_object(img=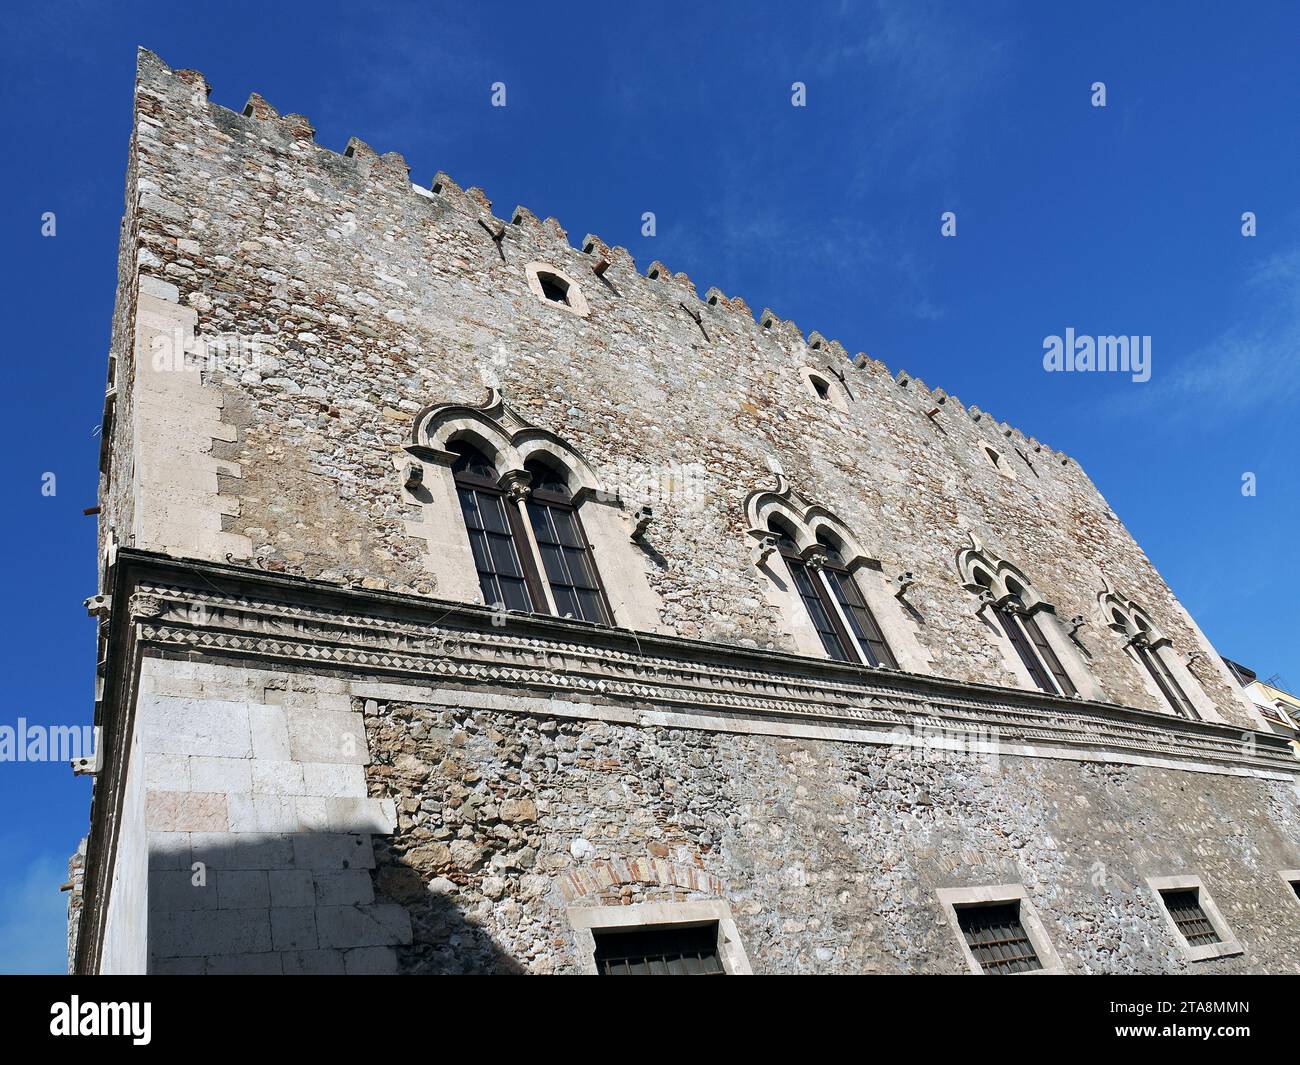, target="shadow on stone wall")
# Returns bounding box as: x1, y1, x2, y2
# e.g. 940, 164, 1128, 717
145, 831, 522, 975
369, 838, 524, 975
